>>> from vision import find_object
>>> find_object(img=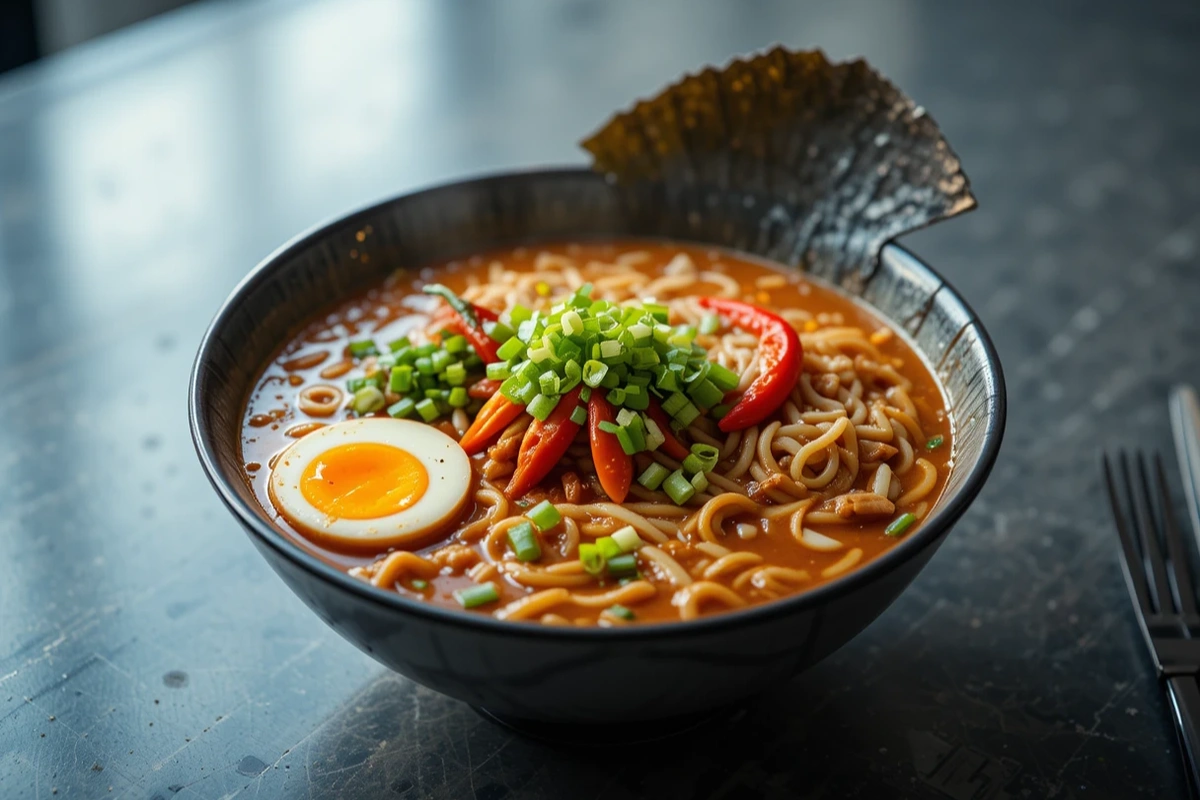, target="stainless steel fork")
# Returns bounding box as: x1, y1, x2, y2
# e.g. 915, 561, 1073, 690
1103, 451, 1200, 795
